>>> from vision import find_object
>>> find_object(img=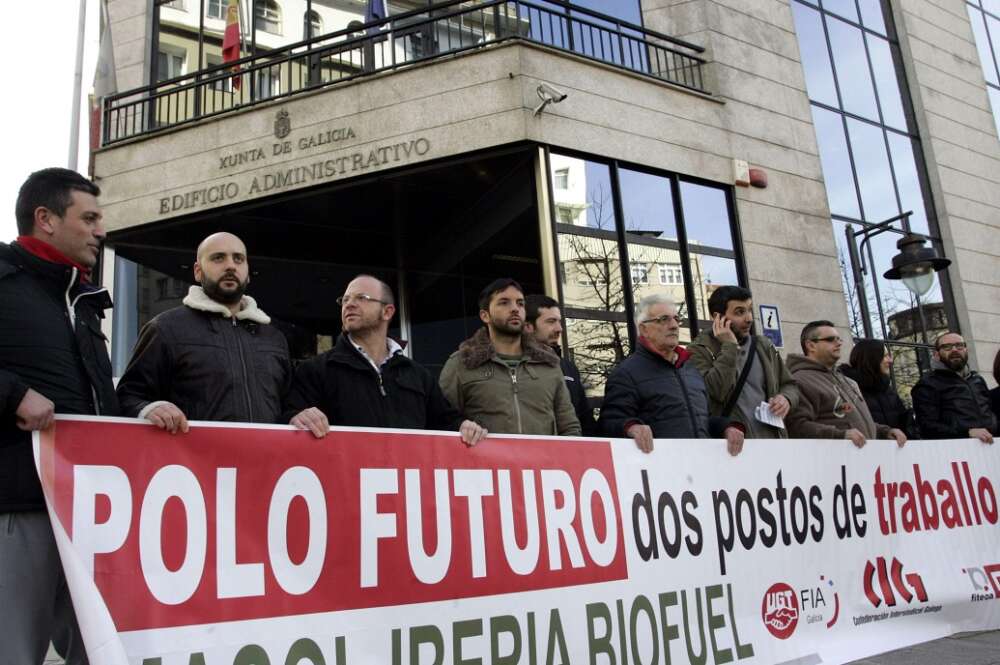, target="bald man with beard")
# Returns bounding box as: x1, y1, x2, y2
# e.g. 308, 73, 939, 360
117, 232, 301, 432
